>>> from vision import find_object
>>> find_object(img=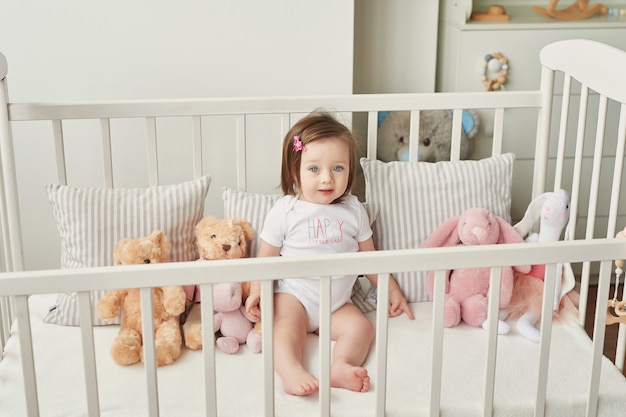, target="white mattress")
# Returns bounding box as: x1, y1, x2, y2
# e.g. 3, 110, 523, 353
1, 294, 626, 417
